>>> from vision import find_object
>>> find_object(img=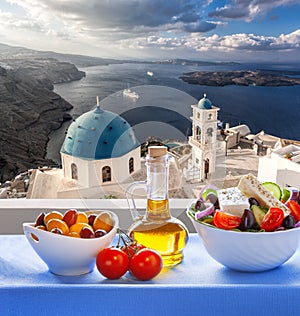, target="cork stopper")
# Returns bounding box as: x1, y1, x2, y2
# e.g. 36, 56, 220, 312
148, 146, 167, 158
